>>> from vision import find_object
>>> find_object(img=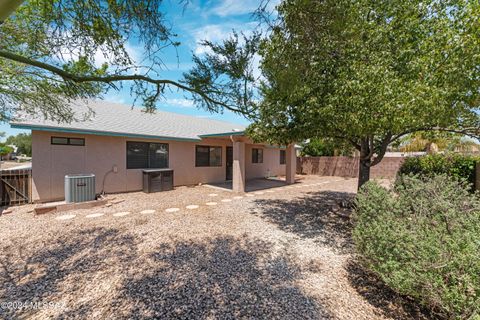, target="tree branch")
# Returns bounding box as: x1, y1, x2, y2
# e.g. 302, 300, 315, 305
371, 133, 392, 166
0, 49, 248, 114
